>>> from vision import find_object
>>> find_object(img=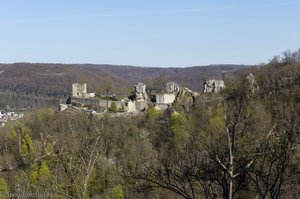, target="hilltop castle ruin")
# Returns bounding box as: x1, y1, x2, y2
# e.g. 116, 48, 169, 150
60, 77, 233, 114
